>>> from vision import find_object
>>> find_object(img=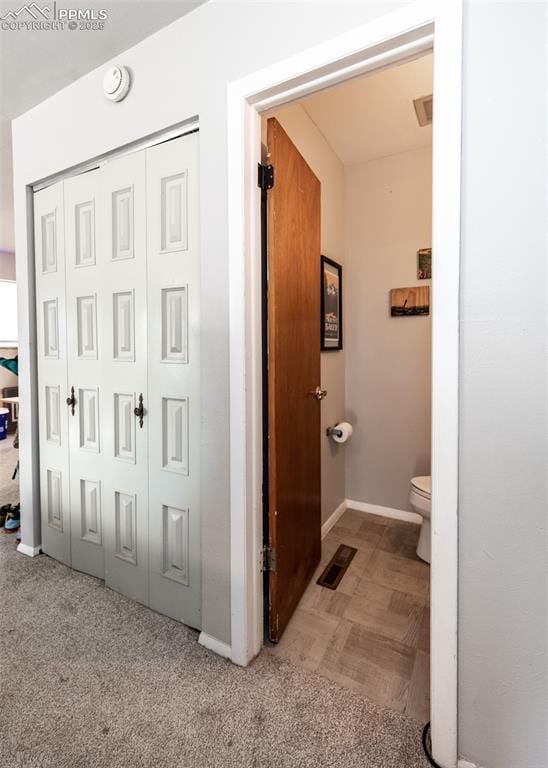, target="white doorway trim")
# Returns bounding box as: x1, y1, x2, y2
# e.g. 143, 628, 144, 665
227, 1, 462, 766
